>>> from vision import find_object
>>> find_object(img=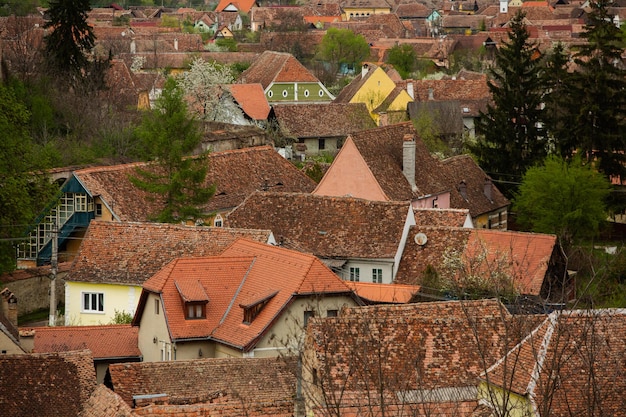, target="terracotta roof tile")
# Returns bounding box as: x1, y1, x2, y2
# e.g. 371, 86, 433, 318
227, 192, 411, 259
109, 356, 297, 412
346, 281, 421, 303
413, 207, 471, 227
440, 154, 509, 217
0, 350, 97, 416
80, 385, 136, 417
483, 309, 626, 416
272, 103, 376, 138
68, 221, 272, 285
395, 226, 557, 296
33, 325, 141, 360
239, 50, 320, 88
140, 239, 353, 348
74, 146, 316, 220
216, 0, 258, 12
305, 300, 541, 413
226, 83, 270, 120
